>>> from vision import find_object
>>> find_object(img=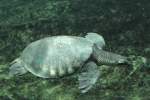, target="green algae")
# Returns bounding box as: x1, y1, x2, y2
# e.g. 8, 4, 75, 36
0, 55, 149, 100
